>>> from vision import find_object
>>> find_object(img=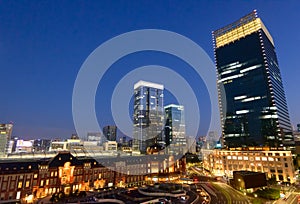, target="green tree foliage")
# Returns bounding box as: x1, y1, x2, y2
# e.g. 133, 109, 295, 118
255, 188, 280, 200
